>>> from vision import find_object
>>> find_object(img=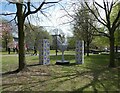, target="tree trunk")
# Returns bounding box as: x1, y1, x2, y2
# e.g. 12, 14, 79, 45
84, 41, 86, 55
16, 3, 26, 71
115, 45, 118, 53
56, 36, 58, 56
109, 31, 115, 67
86, 41, 89, 56
5, 38, 8, 51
